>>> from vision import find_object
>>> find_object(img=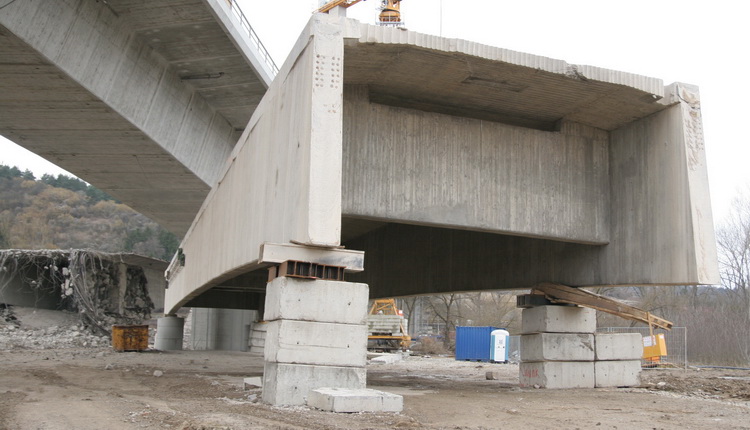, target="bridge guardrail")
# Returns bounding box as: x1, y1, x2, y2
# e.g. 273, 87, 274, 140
225, 0, 279, 77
